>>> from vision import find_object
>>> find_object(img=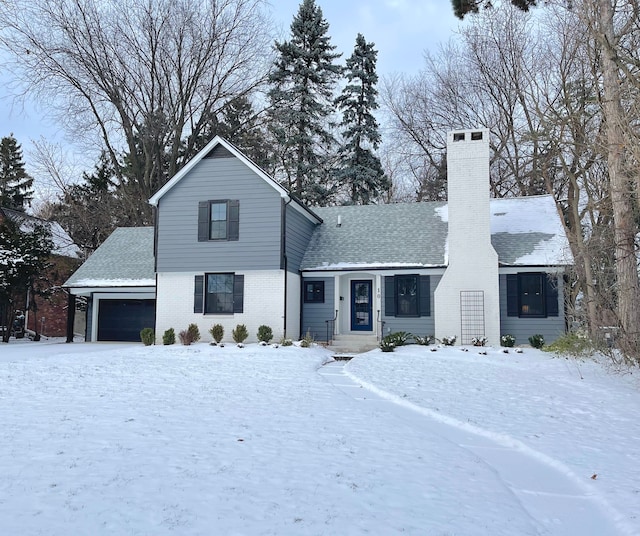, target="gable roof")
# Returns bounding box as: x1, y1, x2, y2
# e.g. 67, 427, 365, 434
63, 227, 155, 288
0, 207, 80, 258
301, 195, 572, 271
148, 136, 321, 224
